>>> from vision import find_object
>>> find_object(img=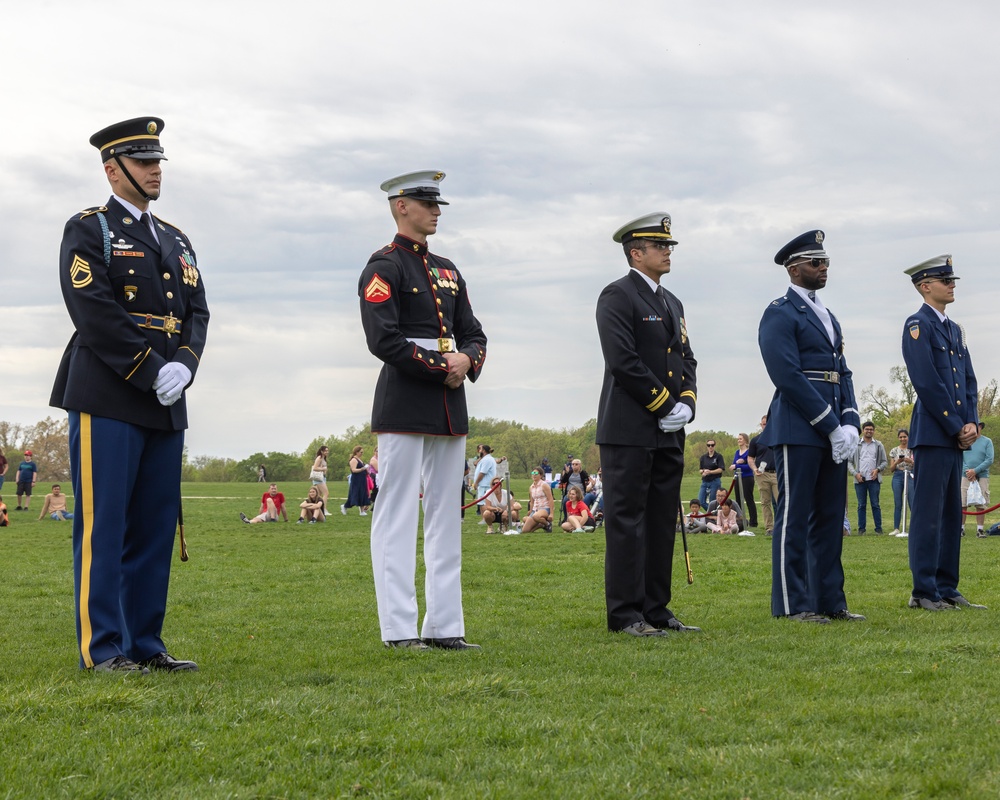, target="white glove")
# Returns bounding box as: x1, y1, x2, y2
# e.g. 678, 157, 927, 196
828, 425, 856, 464
658, 403, 693, 433
153, 362, 192, 406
